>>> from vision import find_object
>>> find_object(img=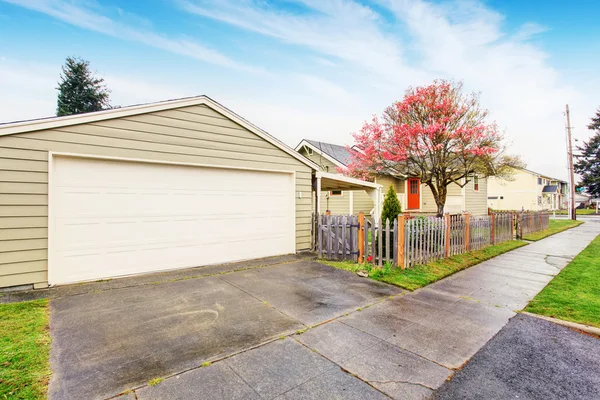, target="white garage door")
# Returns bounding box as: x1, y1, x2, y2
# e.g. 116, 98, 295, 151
49, 156, 295, 285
